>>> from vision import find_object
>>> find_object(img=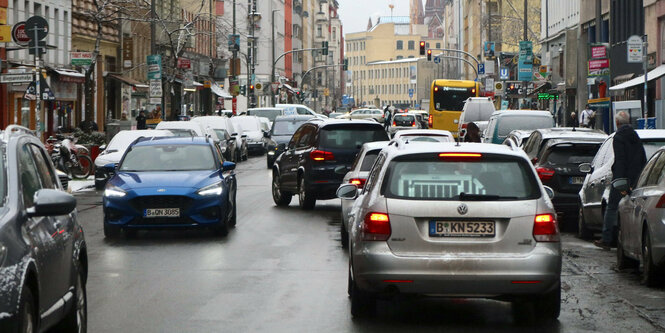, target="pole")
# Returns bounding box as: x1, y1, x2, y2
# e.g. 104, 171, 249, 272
523, 0, 528, 101
249, 0, 257, 107
231, 0, 237, 114
150, 0, 155, 54
271, 9, 277, 106
33, 26, 41, 139
643, 35, 648, 121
